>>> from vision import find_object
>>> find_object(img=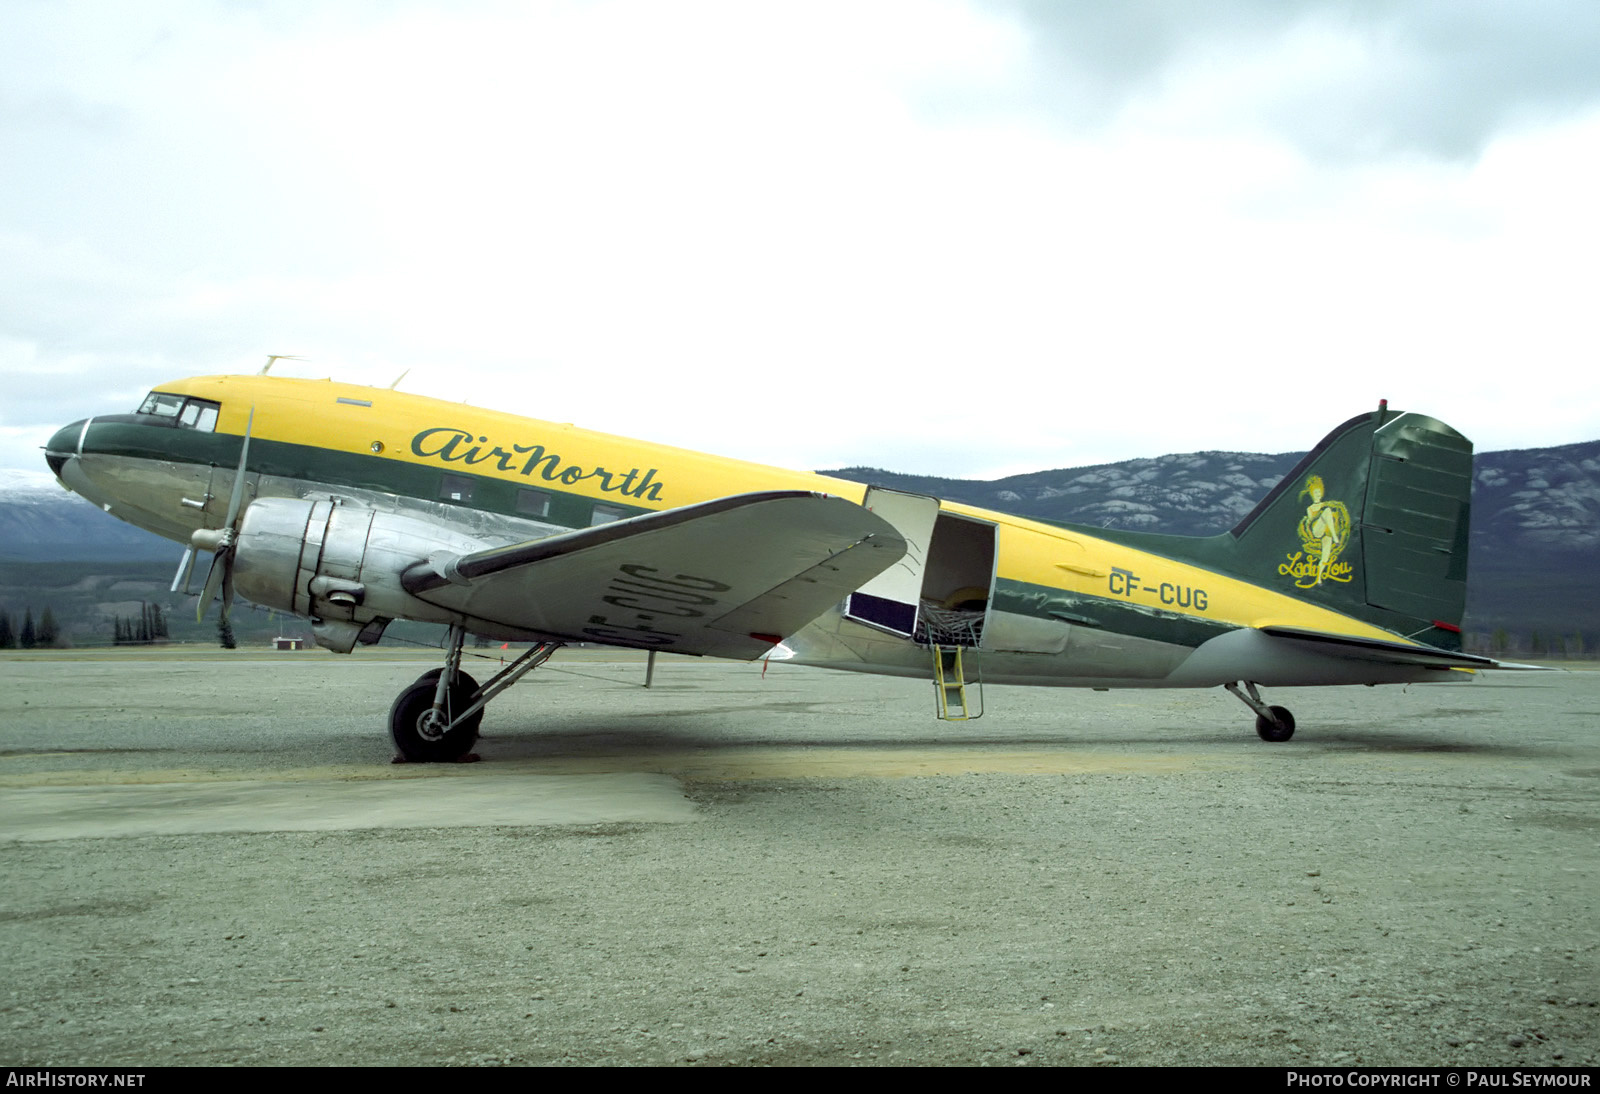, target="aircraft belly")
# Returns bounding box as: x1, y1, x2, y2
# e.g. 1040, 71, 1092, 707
983, 610, 1070, 654
782, 610, 1195, 688
1058, 626, 1189, 681
1163, 627, 1459, 688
